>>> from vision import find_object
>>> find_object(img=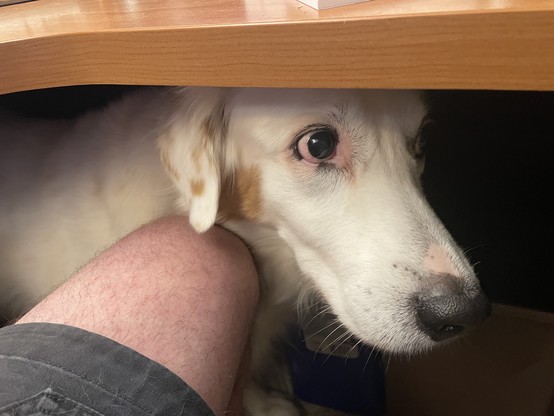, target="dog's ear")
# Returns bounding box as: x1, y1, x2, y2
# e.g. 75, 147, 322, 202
158, 88, 230, 233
